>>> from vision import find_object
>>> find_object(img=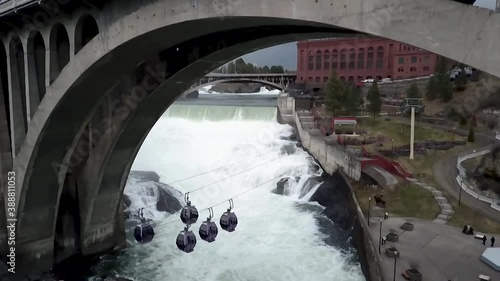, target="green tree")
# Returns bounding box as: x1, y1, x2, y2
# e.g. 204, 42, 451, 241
367, 81, 382, 119
434, 56, 454, 102
263, 65, 270, 73
345, 85, 361, 116
324, 72, 346, 116
467, 122, 475, 142
407, 83, 421, 98
425, 76, 437, 100
227, 62, 236, 74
